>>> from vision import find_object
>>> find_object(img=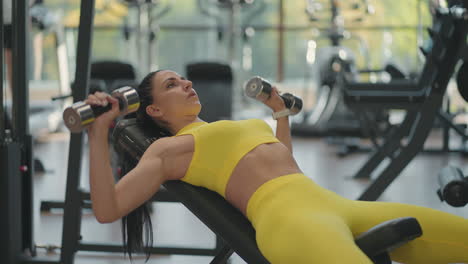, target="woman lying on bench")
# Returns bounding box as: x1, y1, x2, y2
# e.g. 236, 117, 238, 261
86, 70, 468, 264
